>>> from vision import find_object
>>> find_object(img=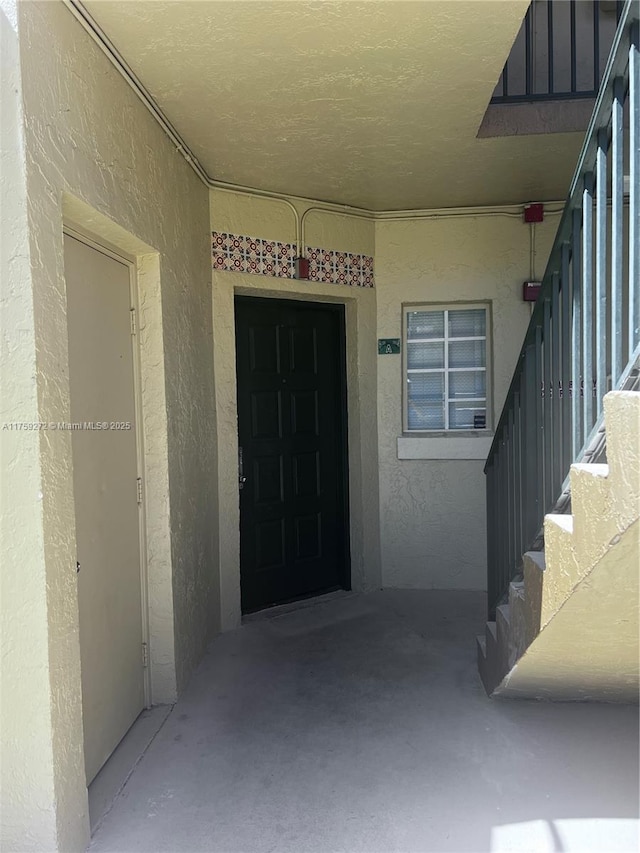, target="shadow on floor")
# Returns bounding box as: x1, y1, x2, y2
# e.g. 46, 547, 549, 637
90, 590, 640, 853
